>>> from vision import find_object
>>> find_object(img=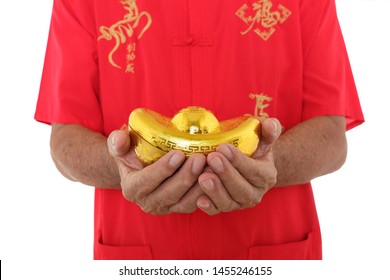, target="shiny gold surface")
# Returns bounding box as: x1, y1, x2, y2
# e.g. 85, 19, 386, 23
129, 106, 261, 165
